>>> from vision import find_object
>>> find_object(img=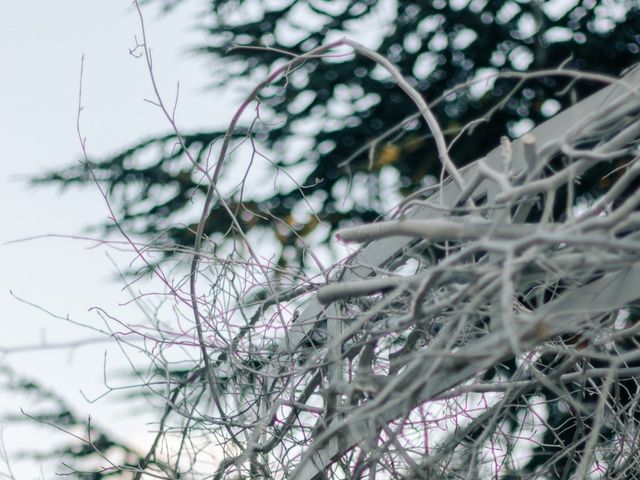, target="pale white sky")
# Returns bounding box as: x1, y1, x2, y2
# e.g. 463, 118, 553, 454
0, 1, 239, 476
0, 1, 393, 475
3, 0, 633, 477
